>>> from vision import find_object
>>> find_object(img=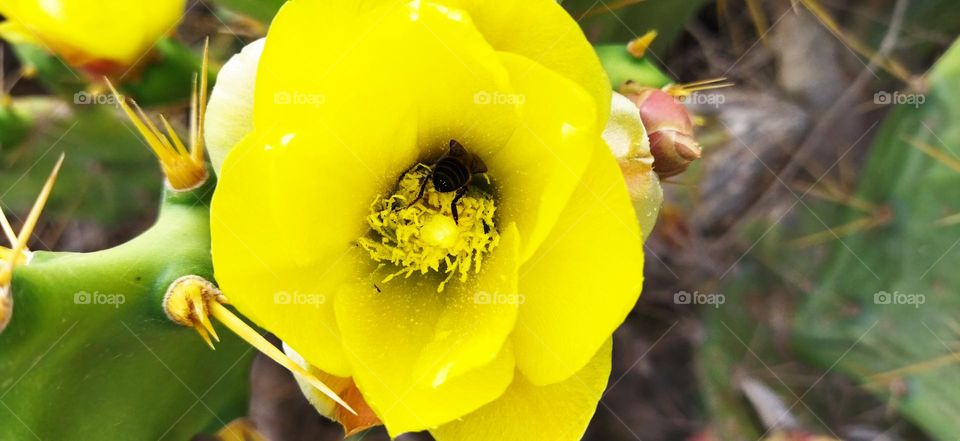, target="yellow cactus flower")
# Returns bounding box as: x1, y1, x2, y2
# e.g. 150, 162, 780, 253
208, 0, 645, 439
0, 0, 186, 75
